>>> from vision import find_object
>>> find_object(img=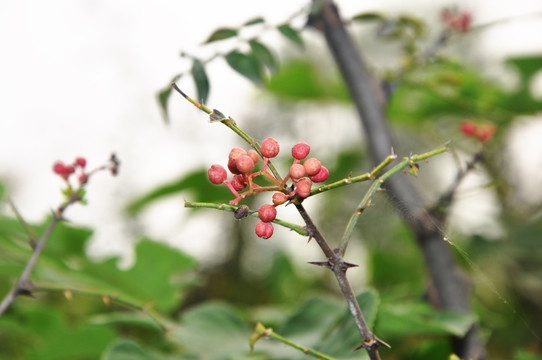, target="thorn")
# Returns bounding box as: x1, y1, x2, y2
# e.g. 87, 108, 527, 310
308, 261, 332, 269
344, 261, 359, 269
